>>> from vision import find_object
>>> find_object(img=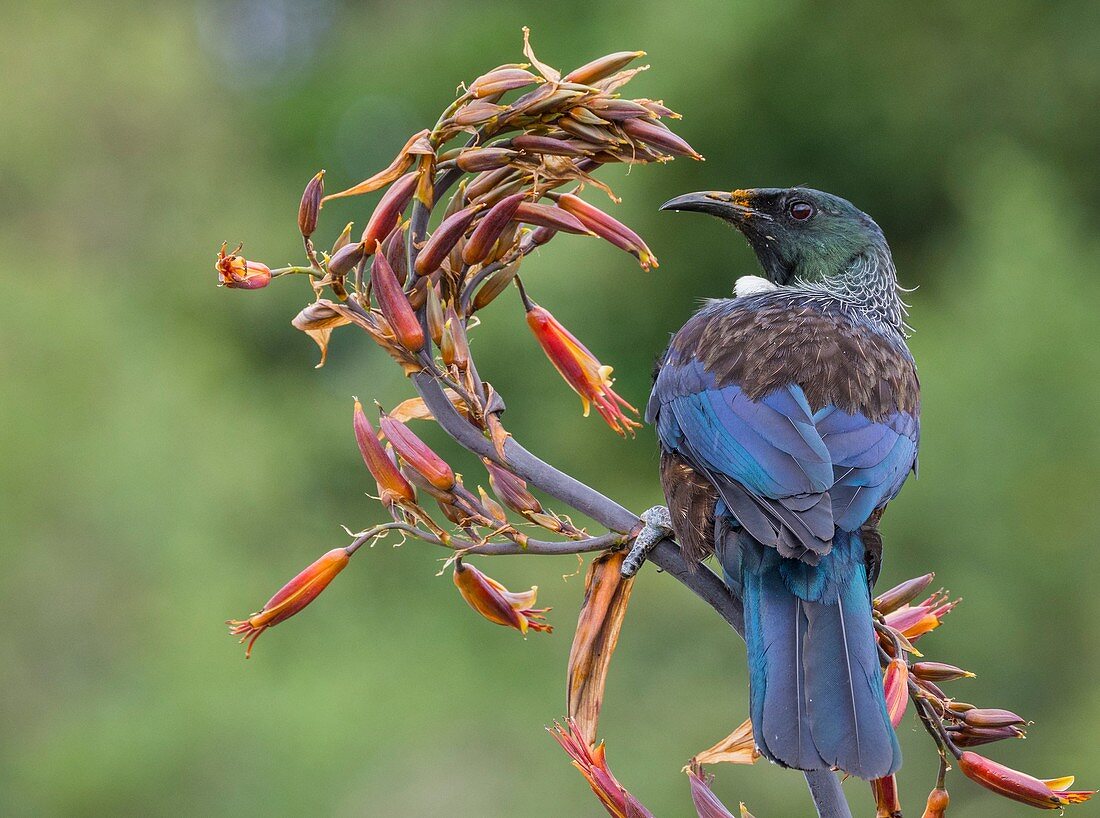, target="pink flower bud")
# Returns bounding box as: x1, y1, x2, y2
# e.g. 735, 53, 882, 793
361, 172, 418, 251
353, 399, 415, 505
379, 411, 455, 492
564, 51, 647, 85
882, 658, 909, 728
513, 201, 592, 234
463, 192, 525, 265
297, 170, 324, 238
370, 249, 425, 352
